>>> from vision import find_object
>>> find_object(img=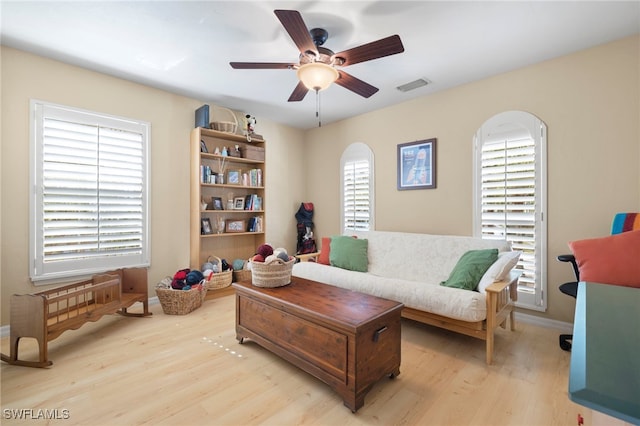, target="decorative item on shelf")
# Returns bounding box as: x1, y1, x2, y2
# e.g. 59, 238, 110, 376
243, 114, 257, 142
215, 217, 225, 234
201, 198, 208, 211
200, 139, 208, 153
226, 219, 246, 233
233, 197, 245, 210
243, 145, 265, 161
195, 104, 209, 129
216, 156, 227, 184
203, 256, 233, 290
212, 197, 223, 210
250, 245, 295, 288
227, 170, 241, 185
201, 218, 213, 235
210, 106, 238, 134
229, 144, 241, 158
